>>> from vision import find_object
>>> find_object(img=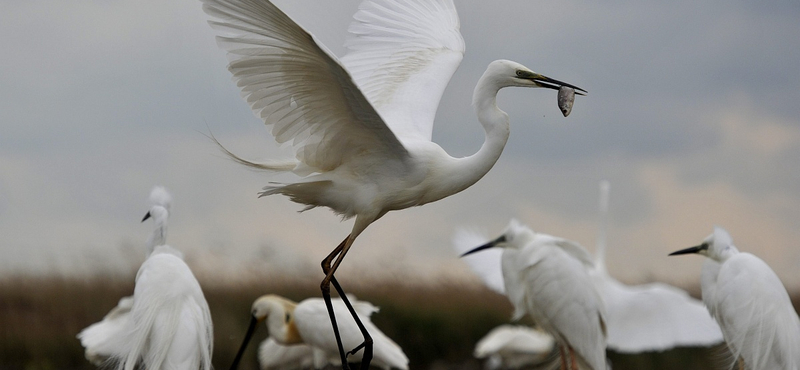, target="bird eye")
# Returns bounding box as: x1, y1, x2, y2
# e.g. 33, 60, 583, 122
516, 70, 524, 77
285, 313, 291, 323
